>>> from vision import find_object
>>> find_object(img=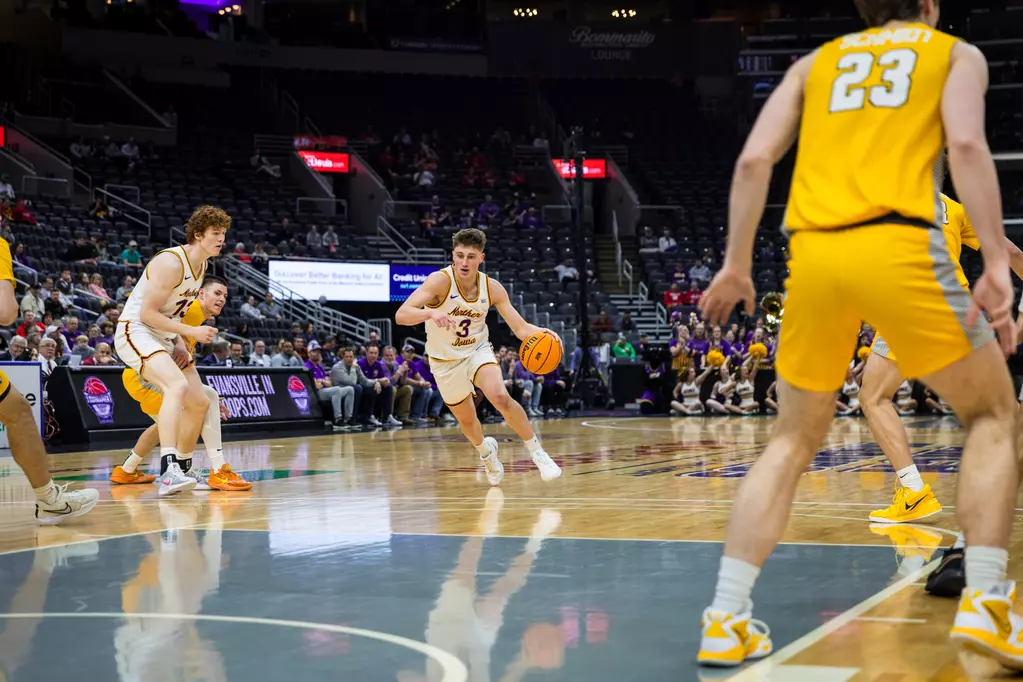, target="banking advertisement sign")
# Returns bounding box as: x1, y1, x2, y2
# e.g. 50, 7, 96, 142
268, 261, 437, 303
